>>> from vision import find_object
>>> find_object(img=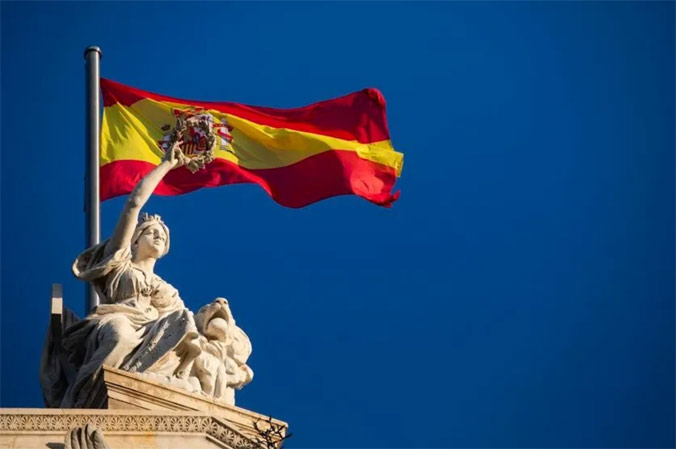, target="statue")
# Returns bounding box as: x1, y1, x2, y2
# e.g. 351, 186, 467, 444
41, 140, 253, 408
192, 298, 254, 404
64, 423, 110, 449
